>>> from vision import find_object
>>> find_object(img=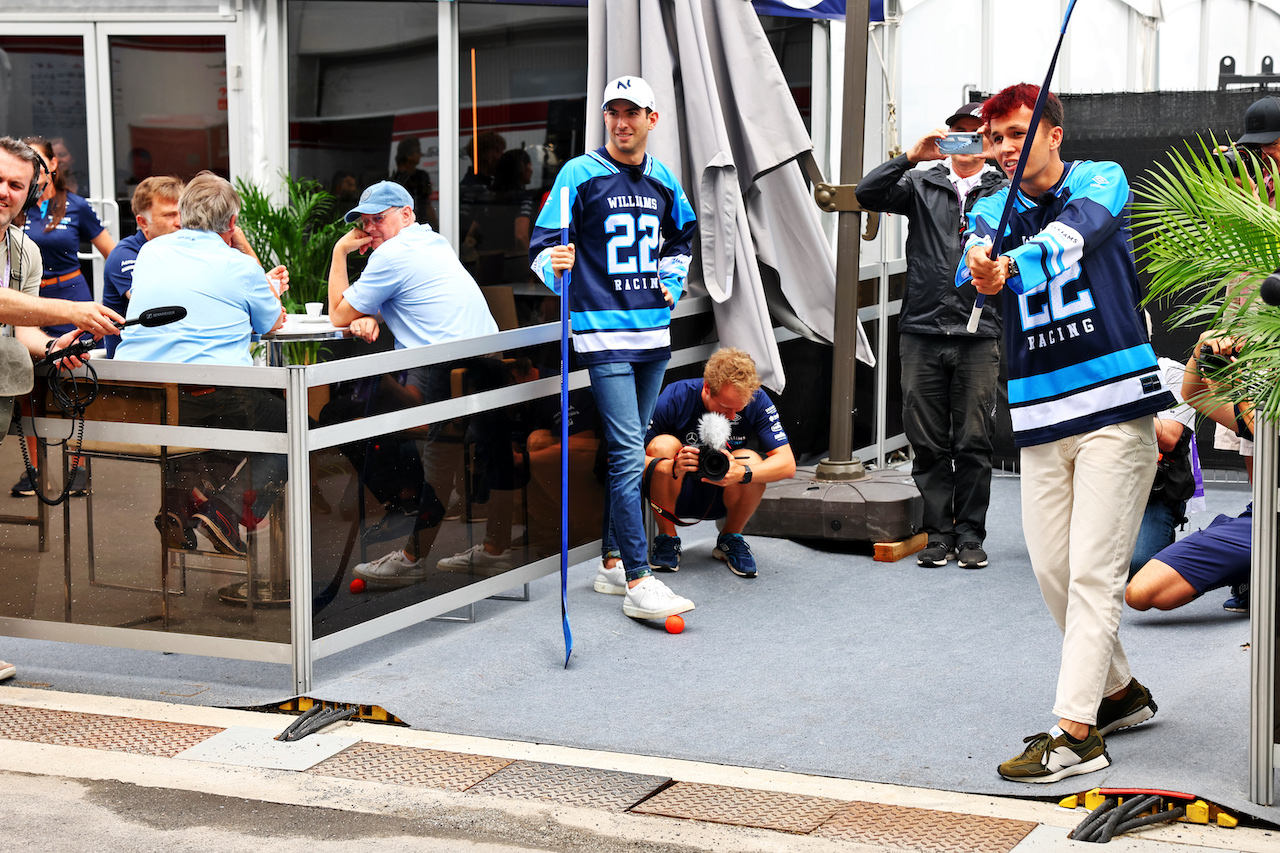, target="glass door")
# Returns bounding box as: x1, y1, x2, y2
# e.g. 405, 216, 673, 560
96, 24, 238, 245
0, 23, 239, 300
0, 25, 109, 290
